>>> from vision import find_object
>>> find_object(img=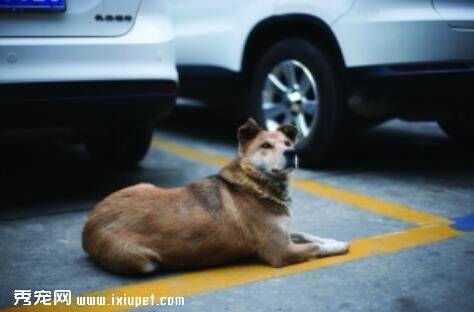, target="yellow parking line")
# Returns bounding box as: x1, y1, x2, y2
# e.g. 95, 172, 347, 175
151, 138, 449, 226
152, 139, 229, 167
291, 179, 448, 226
1, 223, 461, 312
